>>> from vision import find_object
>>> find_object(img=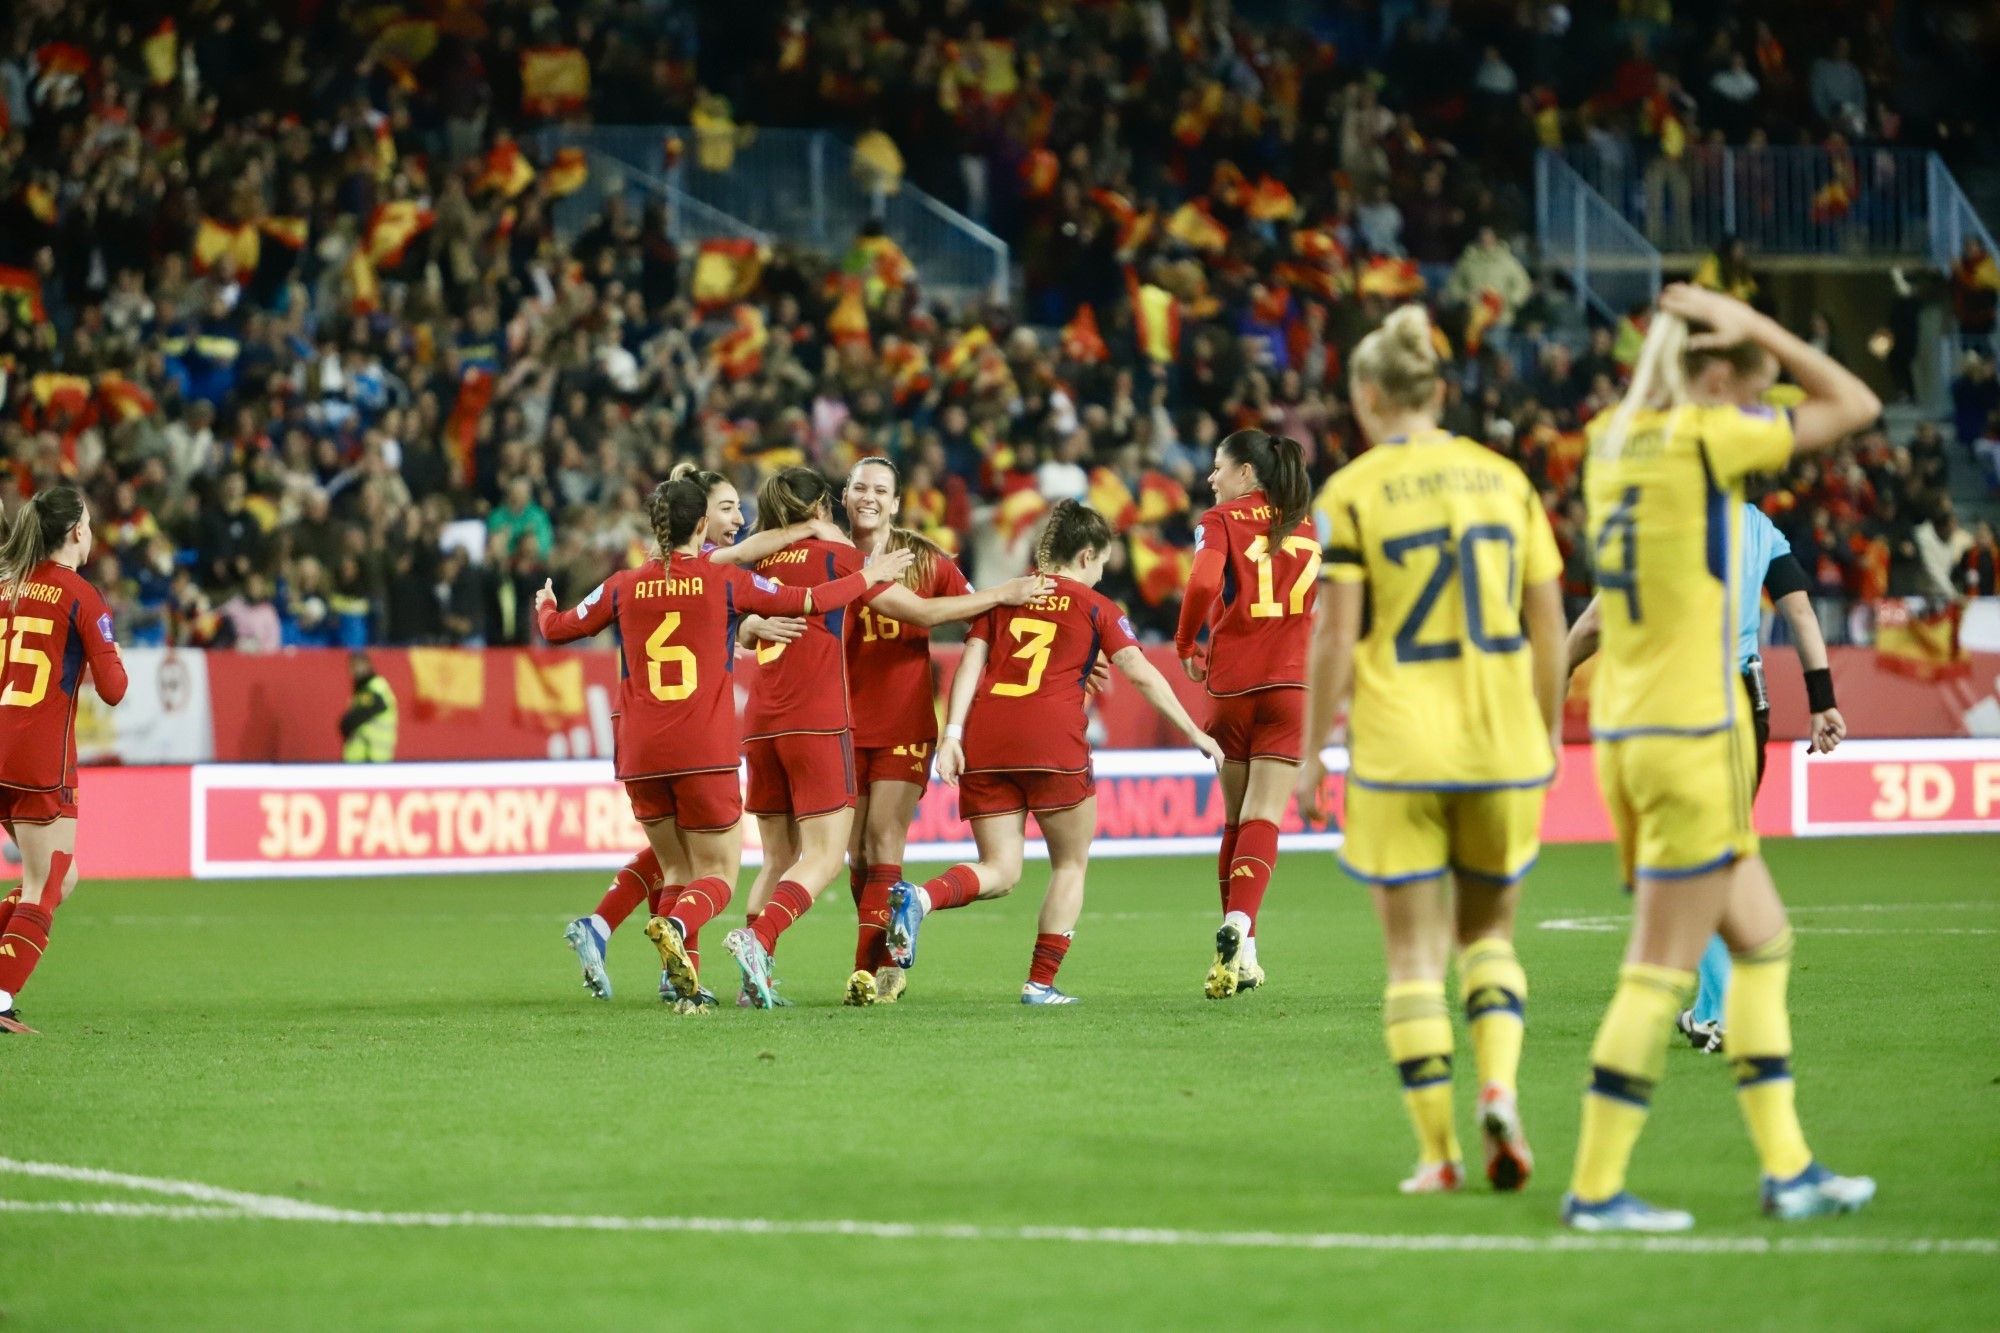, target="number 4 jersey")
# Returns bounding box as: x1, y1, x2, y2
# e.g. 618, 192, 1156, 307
0, 561, 129, 794
537, 551, 870, 780
962, 576, 1138, 775
1321, 431, 1561, 789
